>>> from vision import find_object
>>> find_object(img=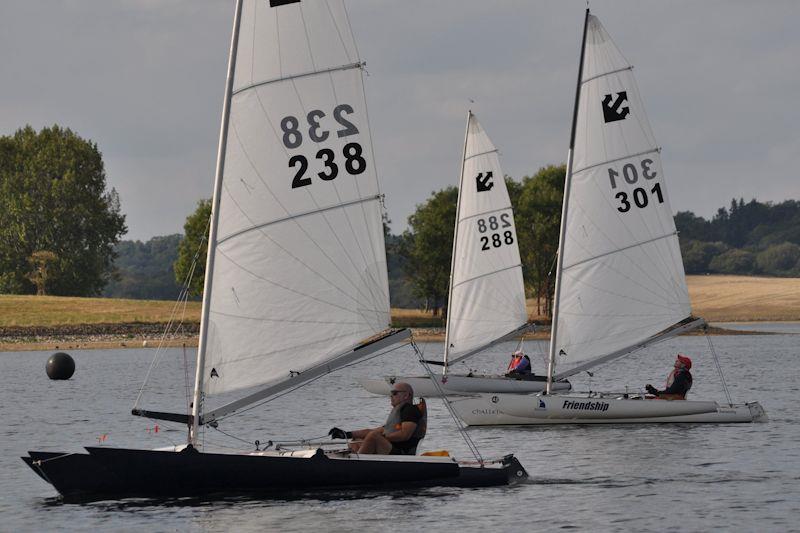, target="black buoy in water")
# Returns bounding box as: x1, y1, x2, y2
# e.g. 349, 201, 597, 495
46, 352, 75, 380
